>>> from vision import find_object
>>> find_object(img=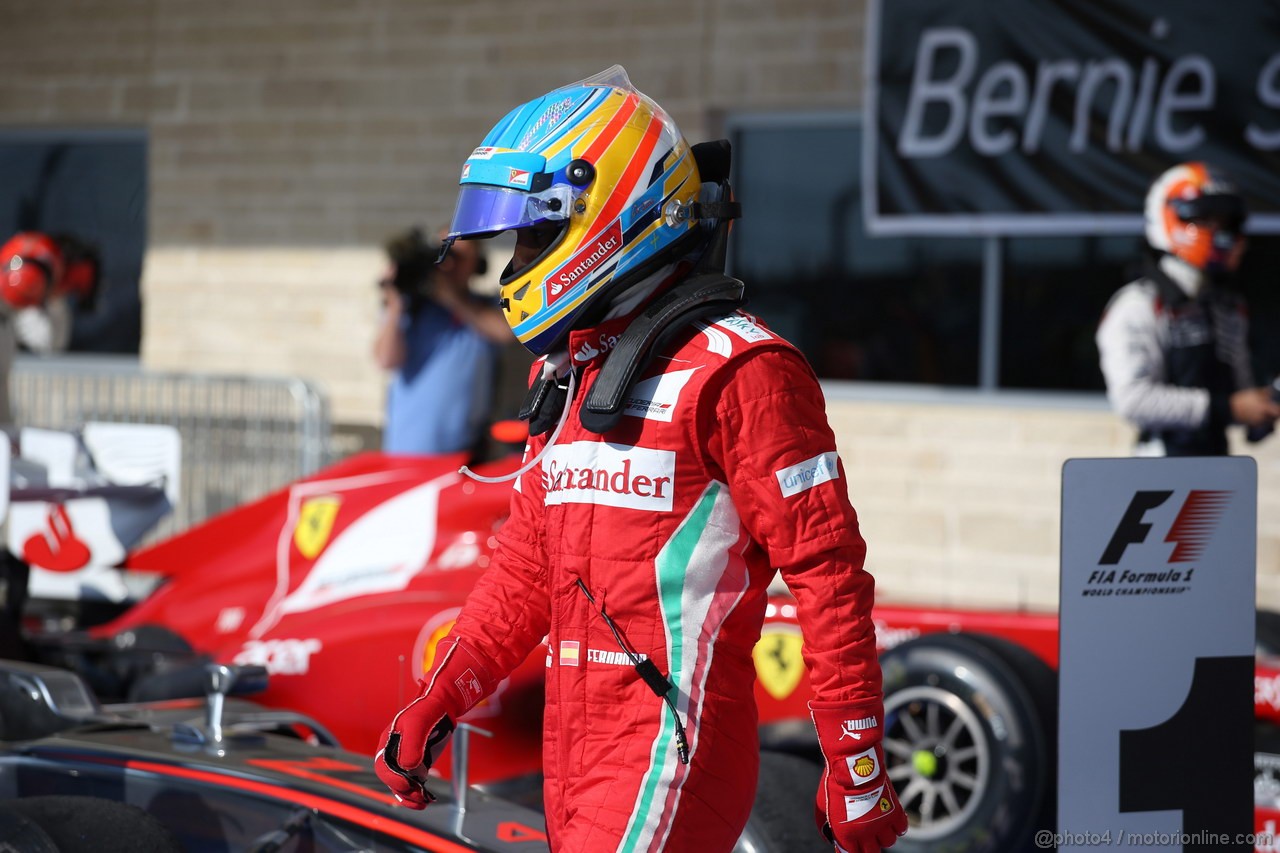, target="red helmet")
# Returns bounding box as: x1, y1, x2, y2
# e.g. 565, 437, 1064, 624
1144, 162, 1247, 274
0, 232, 64, 308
